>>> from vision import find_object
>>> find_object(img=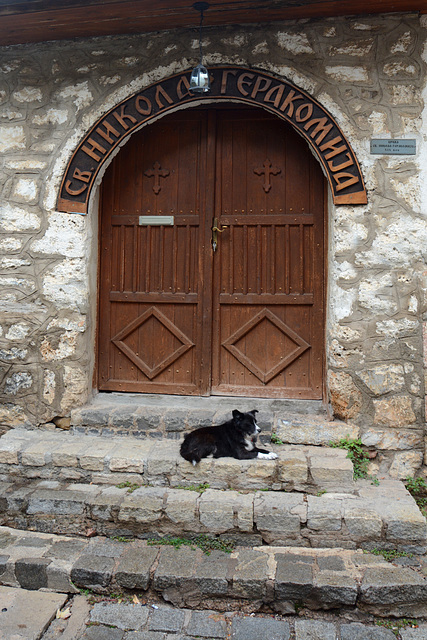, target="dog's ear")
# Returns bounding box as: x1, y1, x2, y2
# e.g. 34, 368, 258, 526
250, 409, 258, 416
232, 409, 243, 421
